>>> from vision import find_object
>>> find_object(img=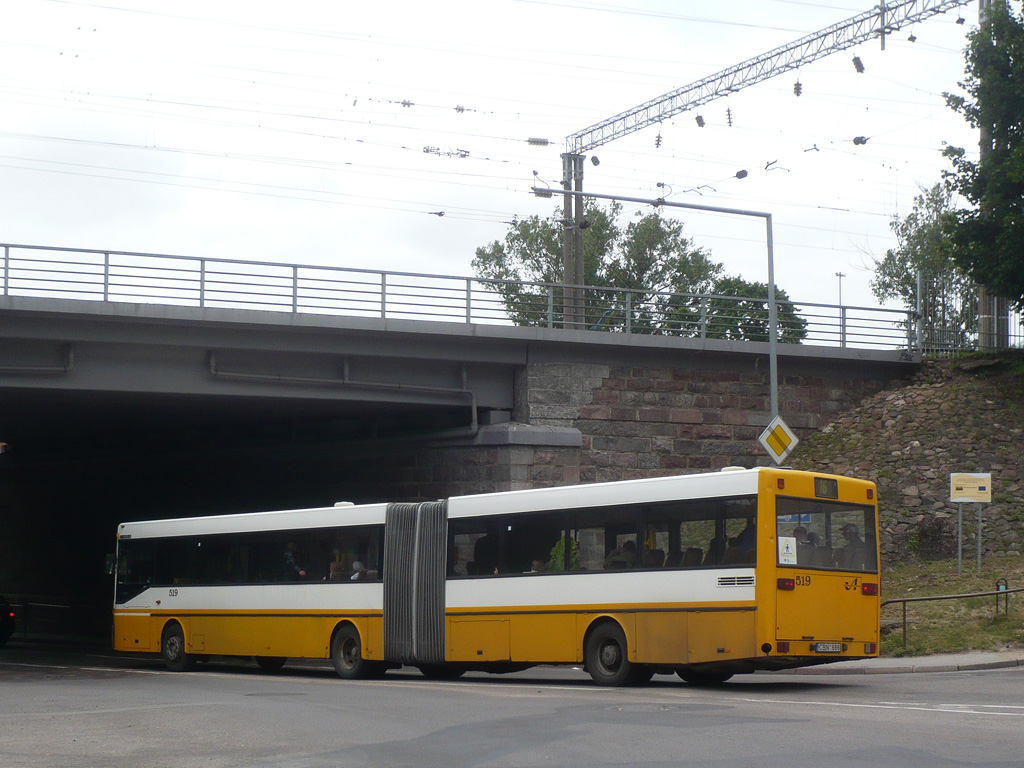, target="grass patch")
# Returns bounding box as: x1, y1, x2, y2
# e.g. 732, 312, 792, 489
880, 556, 1024, 656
